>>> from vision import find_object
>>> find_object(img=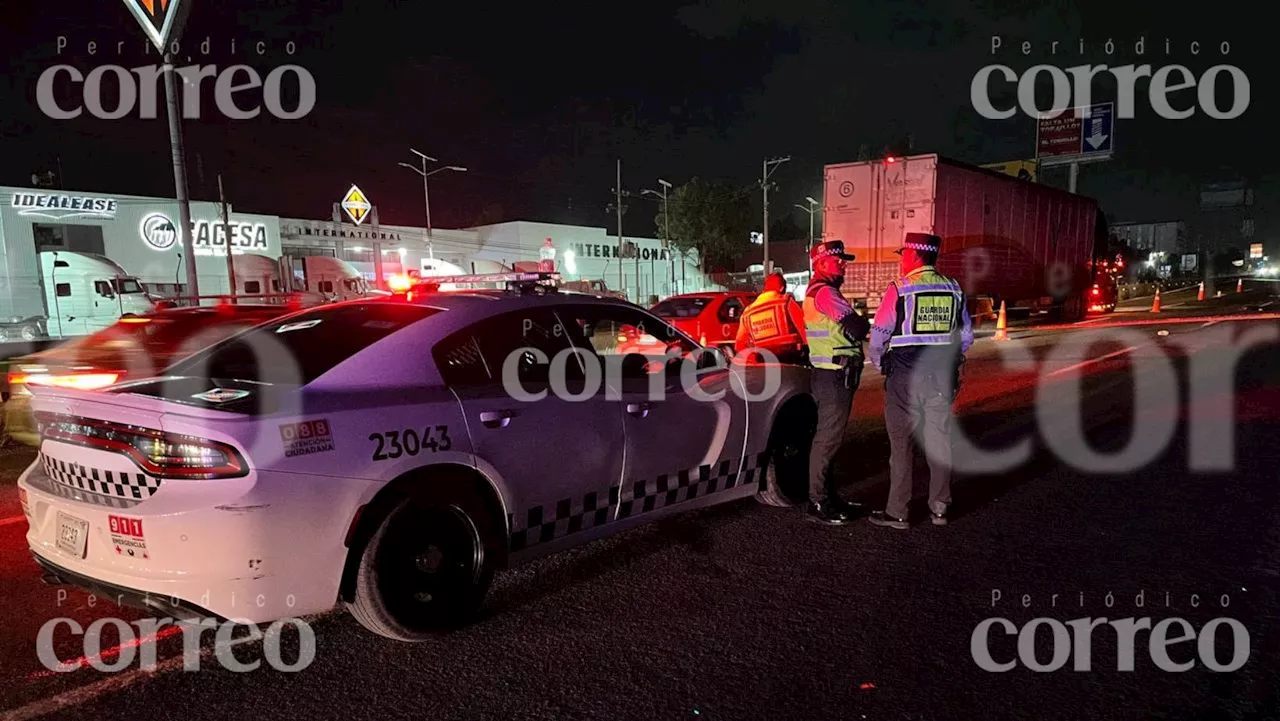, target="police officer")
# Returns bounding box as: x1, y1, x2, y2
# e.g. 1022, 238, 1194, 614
735, 272, 807, 364
867, 232, 973, 529
803, 240, 870, 525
